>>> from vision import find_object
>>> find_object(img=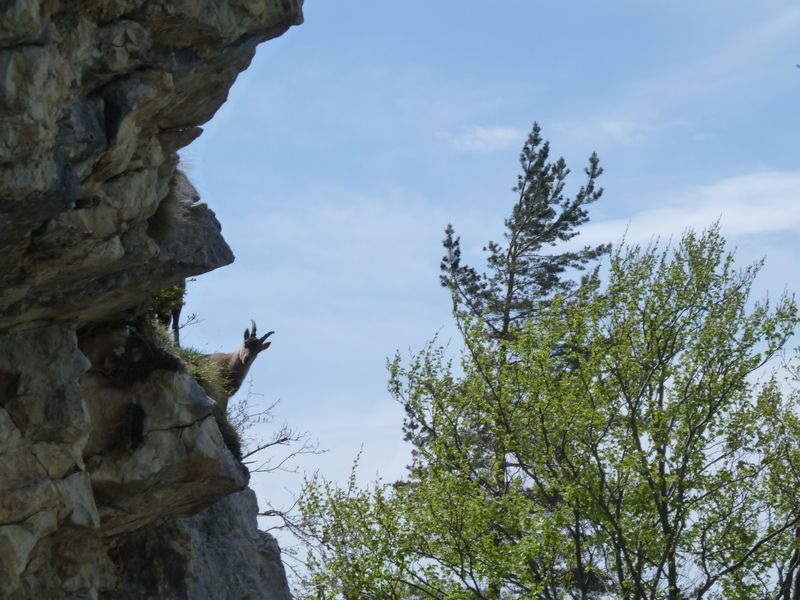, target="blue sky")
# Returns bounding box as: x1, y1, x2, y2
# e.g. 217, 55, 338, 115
178, 1, 800, 547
